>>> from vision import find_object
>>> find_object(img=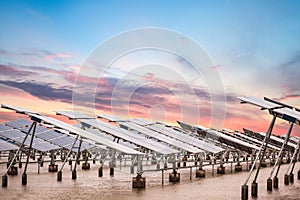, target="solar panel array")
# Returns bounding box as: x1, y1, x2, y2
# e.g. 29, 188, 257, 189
147, 123, 224, 154
119, 121, 204, 154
